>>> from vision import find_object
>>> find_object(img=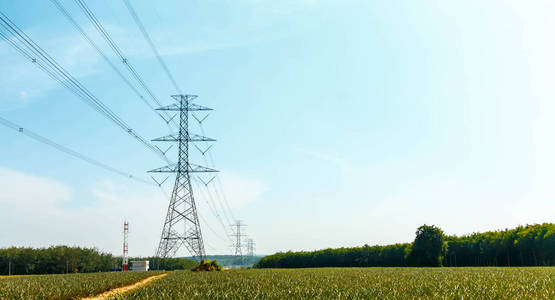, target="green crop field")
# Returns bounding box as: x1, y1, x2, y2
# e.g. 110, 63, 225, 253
1, 268, 553, 299
0, 271, 163, 300
111, 267, 555, 300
